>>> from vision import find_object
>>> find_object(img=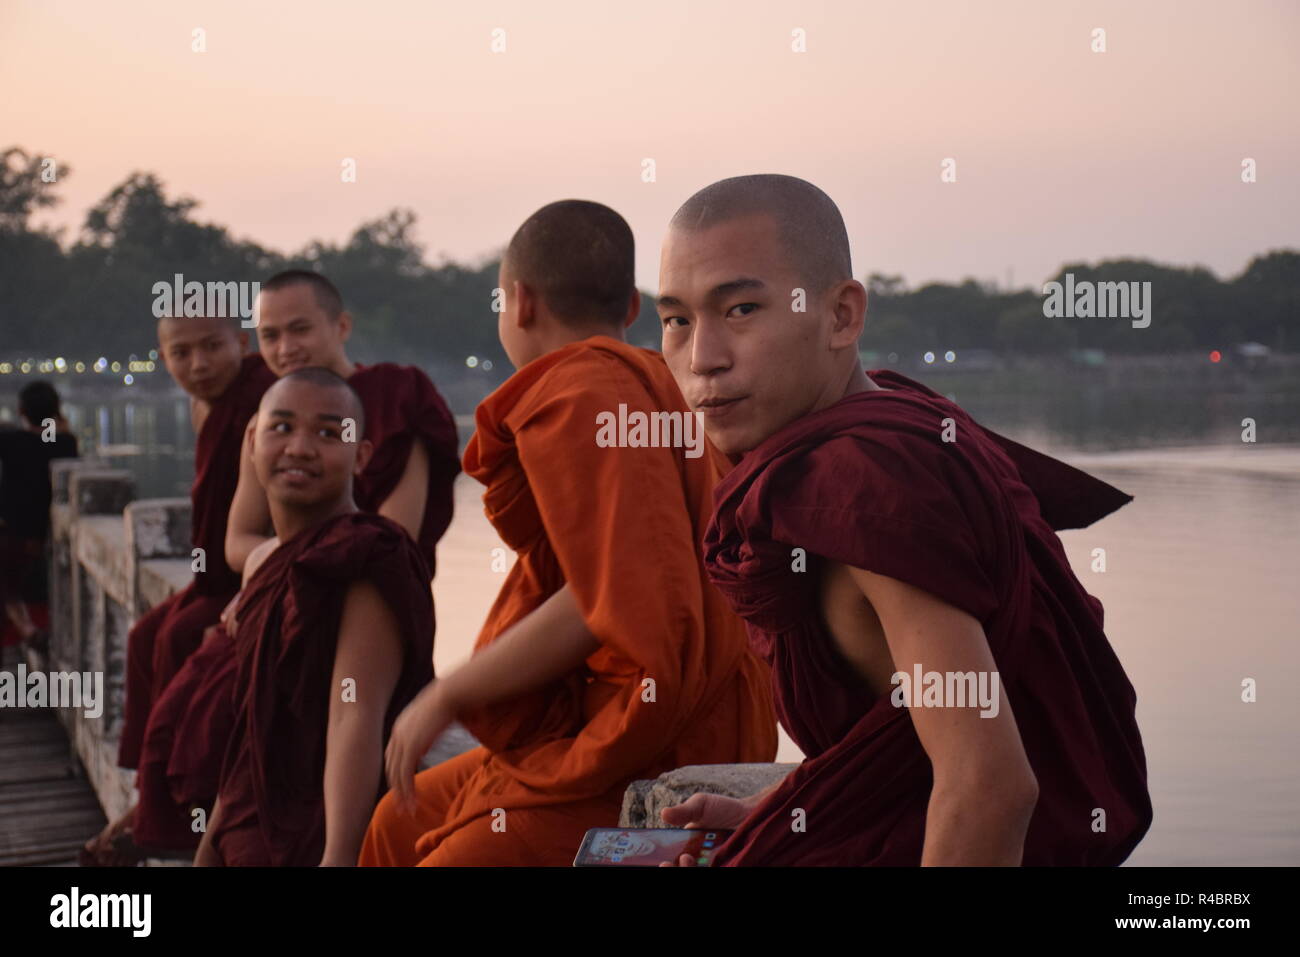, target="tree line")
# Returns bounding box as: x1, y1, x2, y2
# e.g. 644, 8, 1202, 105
2, 146, 1295, 368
